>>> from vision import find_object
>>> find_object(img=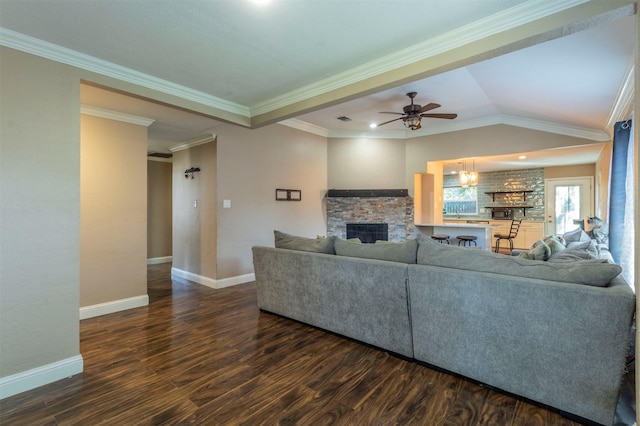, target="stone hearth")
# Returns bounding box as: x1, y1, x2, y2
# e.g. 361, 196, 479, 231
326, 189, 414, 242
